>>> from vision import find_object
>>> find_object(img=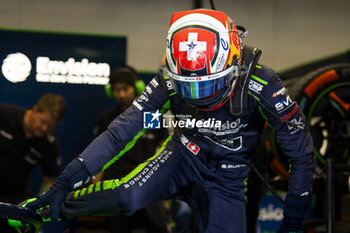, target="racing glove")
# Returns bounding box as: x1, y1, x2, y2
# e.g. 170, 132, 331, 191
278, 194, 312, 233
25, 157, 93, 221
